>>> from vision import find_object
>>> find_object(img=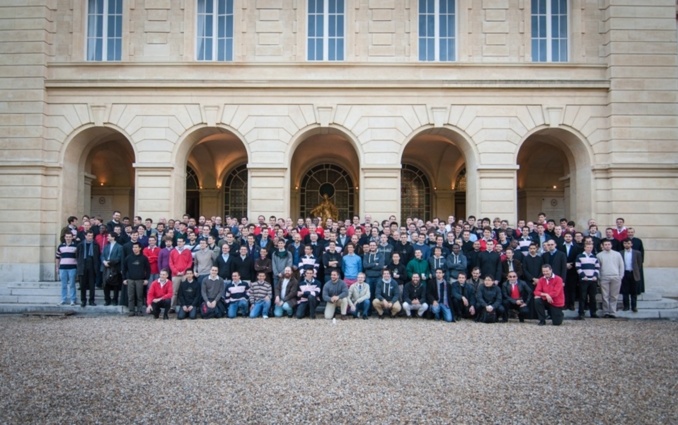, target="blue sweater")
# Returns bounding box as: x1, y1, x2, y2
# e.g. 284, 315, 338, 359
342, 253, 362, 279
